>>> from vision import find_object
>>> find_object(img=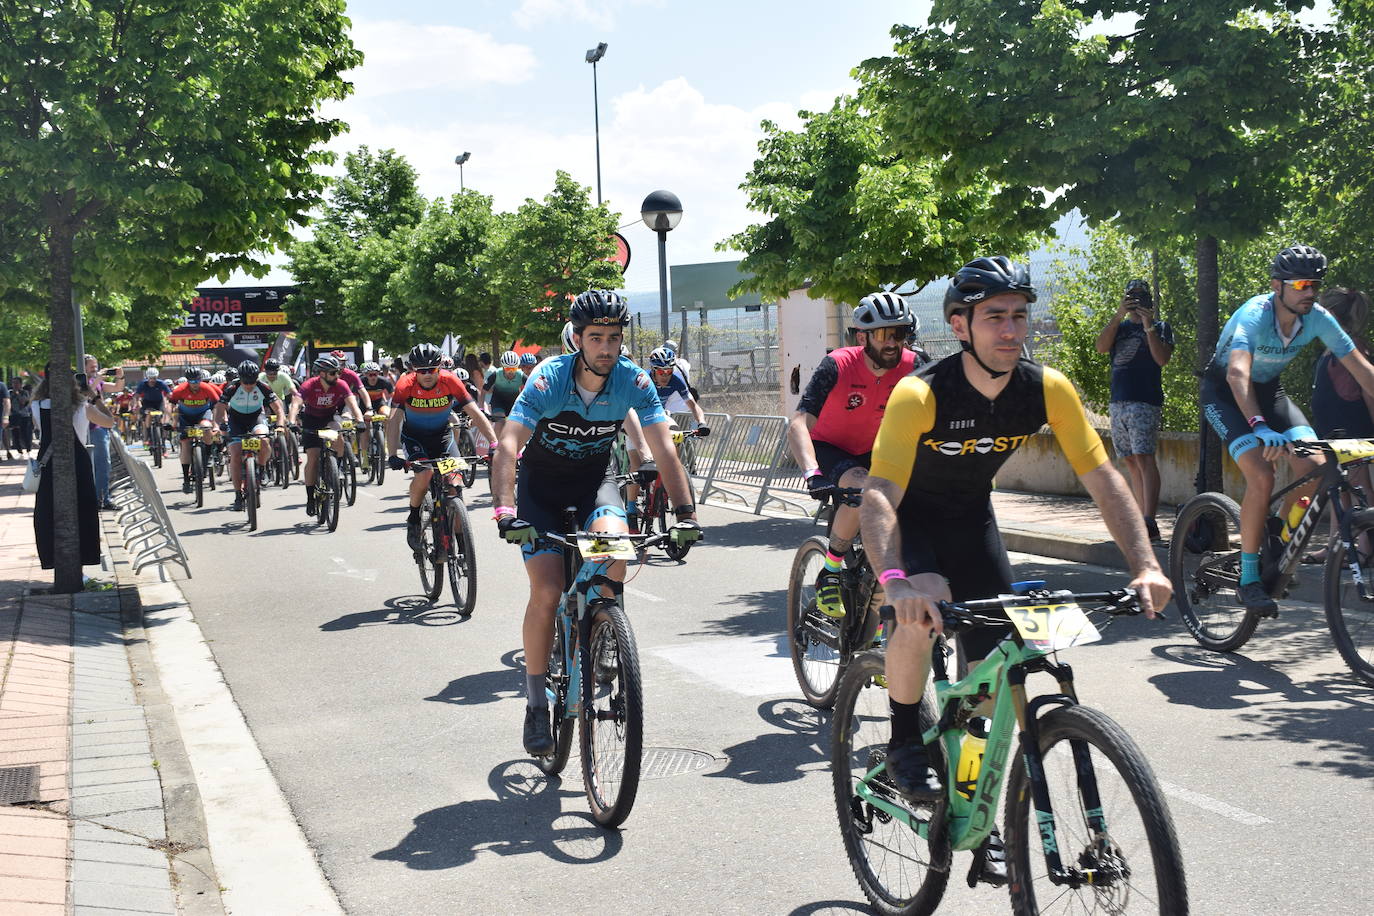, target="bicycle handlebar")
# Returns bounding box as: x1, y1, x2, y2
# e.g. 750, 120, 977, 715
540, 529, 675, 552
878, 588, 1143, 629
